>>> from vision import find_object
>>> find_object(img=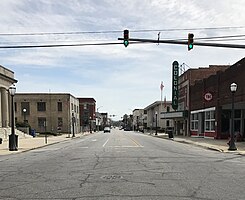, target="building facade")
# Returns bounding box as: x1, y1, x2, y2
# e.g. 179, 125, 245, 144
162, 64, 229, 136
144, 101, 174, 132
0, 66, 17, 129
132, 109, 145, 131
78, 98, 96, 132
190, 57, 245, 140
14, 93, 80, 135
